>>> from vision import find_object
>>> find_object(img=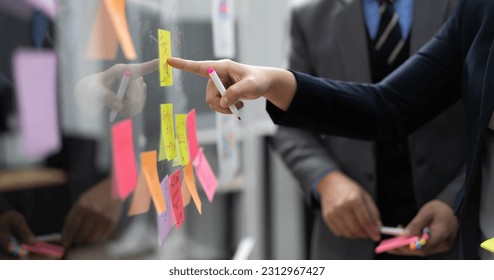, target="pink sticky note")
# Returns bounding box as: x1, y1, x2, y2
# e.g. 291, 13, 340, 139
13, 49, 60, 158
169, 169, 185, 229
111, 119, 138, 200
375, 236, 419, 254
187, 109, 199, 161
21, 241, 64, 258
193, 148, 218, 202
157, 175, 175, 246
